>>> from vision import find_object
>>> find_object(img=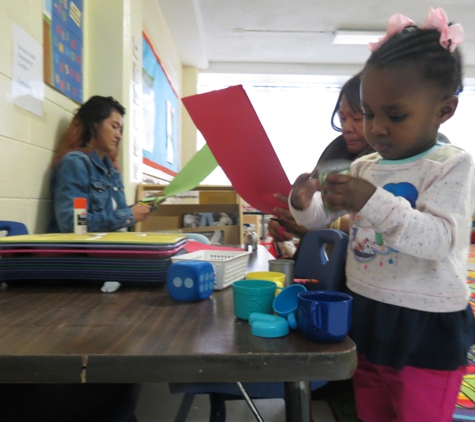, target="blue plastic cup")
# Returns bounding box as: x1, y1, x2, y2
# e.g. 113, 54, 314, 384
272, 284, 307, 329
232, 279, 276, 320
297, 291, 353, 343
